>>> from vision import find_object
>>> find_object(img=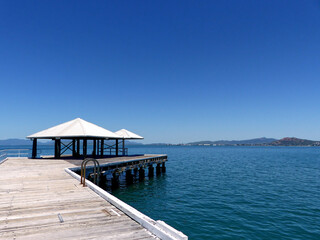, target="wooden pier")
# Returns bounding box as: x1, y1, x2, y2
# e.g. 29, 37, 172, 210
0, 154, 186, 240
